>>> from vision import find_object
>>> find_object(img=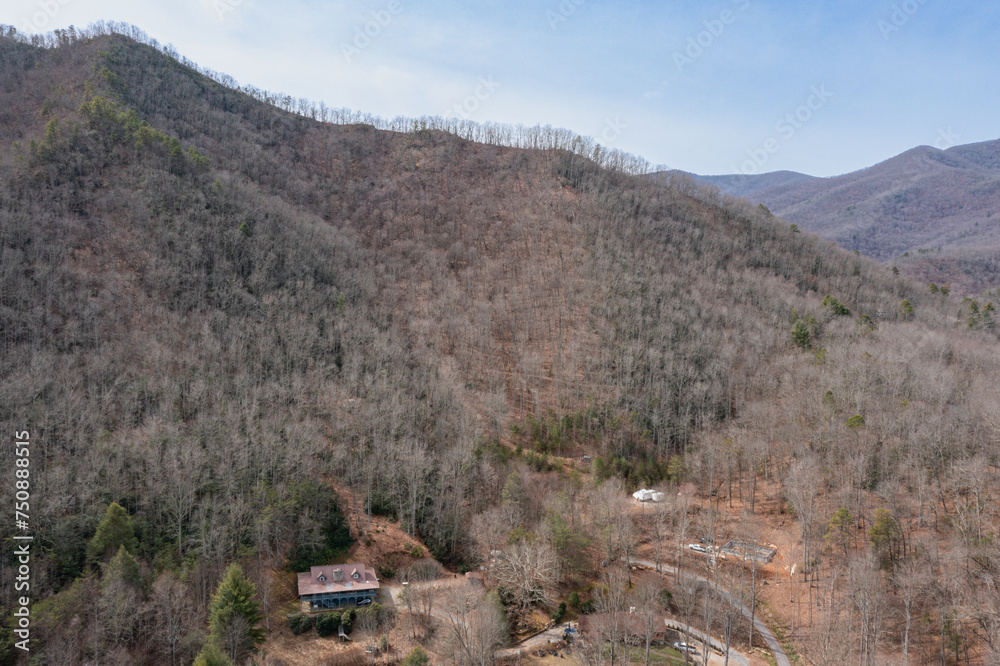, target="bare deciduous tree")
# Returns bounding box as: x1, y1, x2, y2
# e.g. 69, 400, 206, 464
443, 586, 508, 666
893, 554, 929, 666
400, 559, 445, 640
849, 552, 886, 666
150, 573, 191, 666
493, 539, 559, 624
634, 581, 662, 666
